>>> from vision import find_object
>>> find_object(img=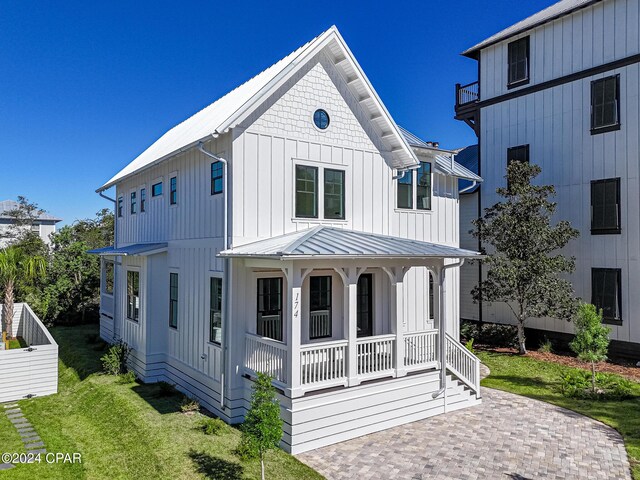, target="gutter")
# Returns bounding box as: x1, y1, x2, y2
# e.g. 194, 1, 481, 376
198, 142, 230, 411
459, 181, 478, 194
